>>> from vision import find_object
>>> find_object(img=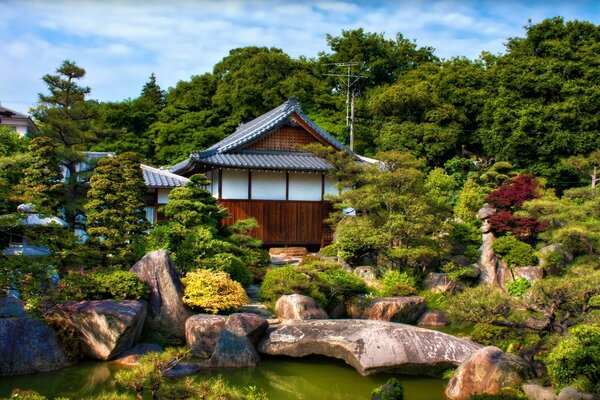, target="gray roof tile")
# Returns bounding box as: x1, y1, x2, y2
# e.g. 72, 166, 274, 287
141, 164, 189, 188
200, 152, 331, 171
0, 106, 30, 120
